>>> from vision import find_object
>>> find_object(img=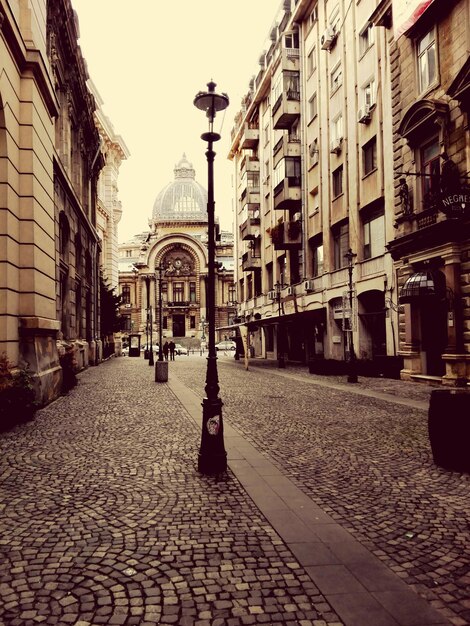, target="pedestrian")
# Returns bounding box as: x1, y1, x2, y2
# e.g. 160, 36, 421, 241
169, 340, 175, 361
163, 341, 169, 361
